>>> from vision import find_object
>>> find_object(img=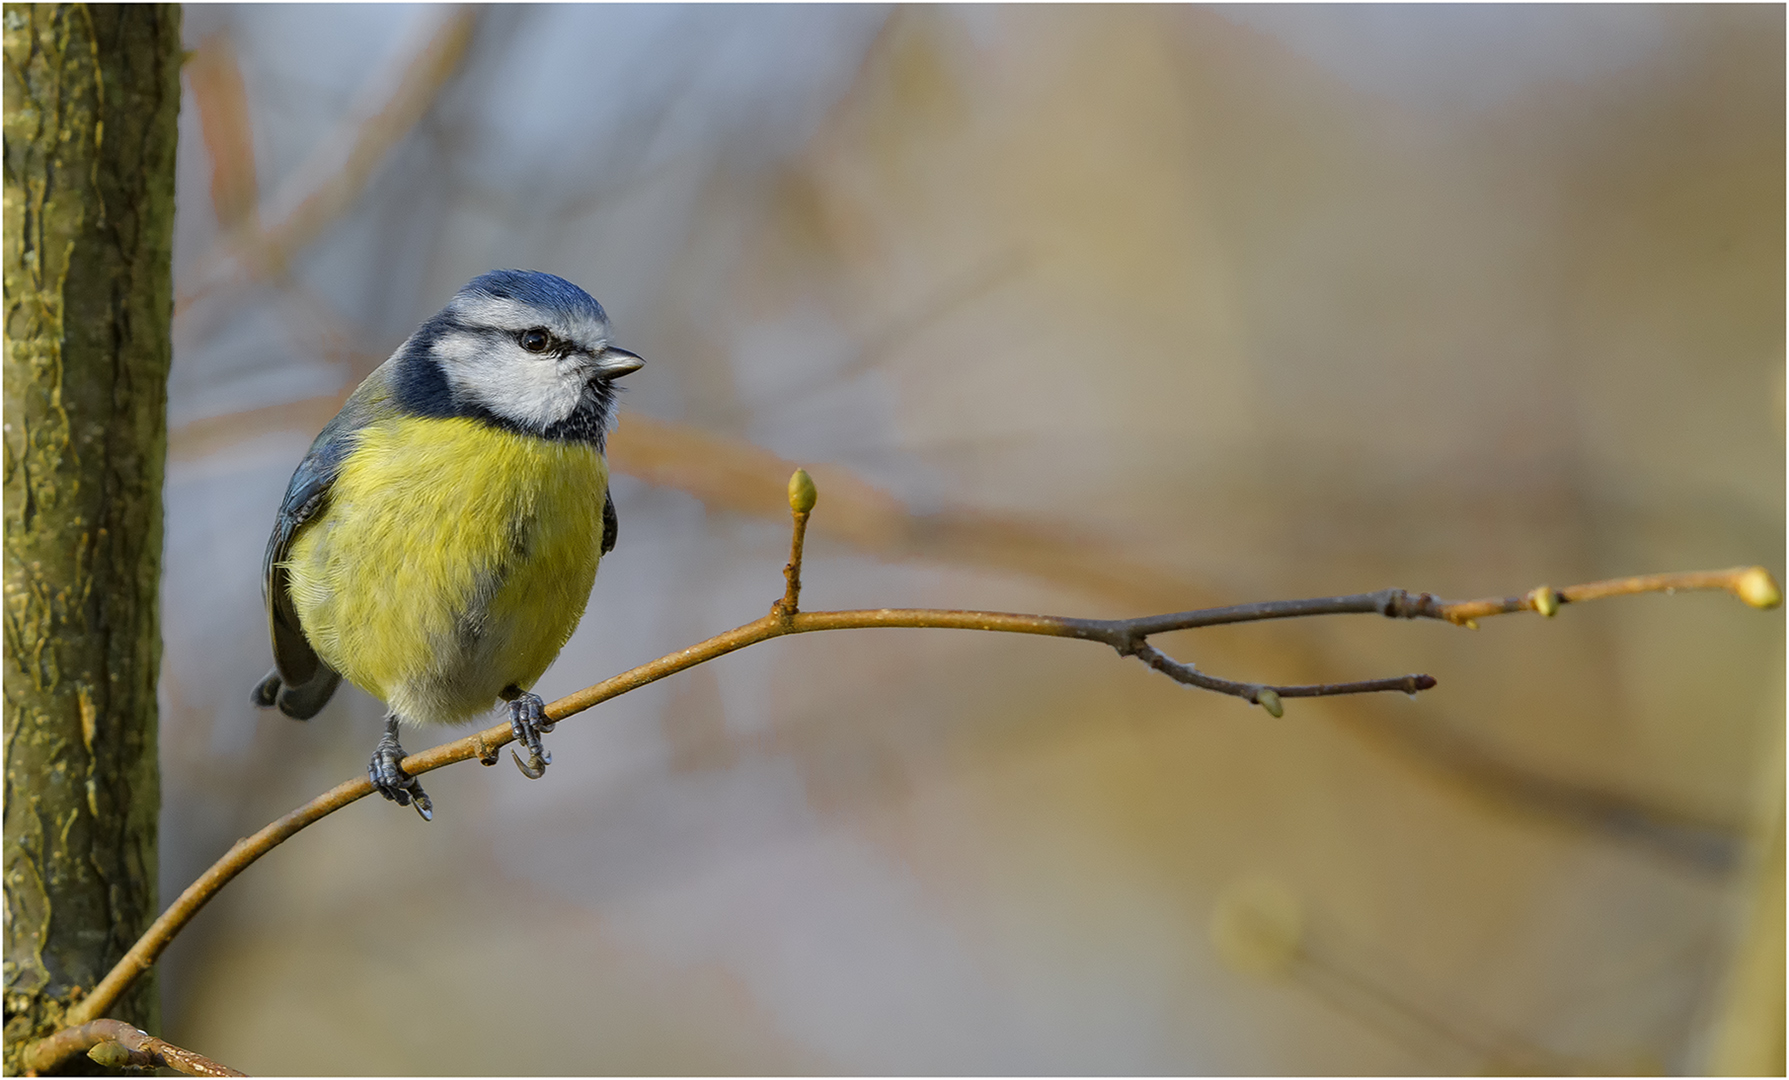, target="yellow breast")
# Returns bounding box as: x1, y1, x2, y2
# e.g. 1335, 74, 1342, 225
284, 415, 607, 724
